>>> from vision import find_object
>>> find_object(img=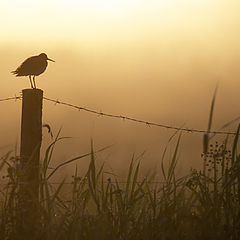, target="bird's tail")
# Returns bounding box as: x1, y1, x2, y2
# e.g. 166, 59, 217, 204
11, 70, 18, 75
